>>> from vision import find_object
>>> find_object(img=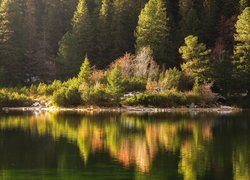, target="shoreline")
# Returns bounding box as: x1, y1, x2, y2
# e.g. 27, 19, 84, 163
1, 106, 243, 114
